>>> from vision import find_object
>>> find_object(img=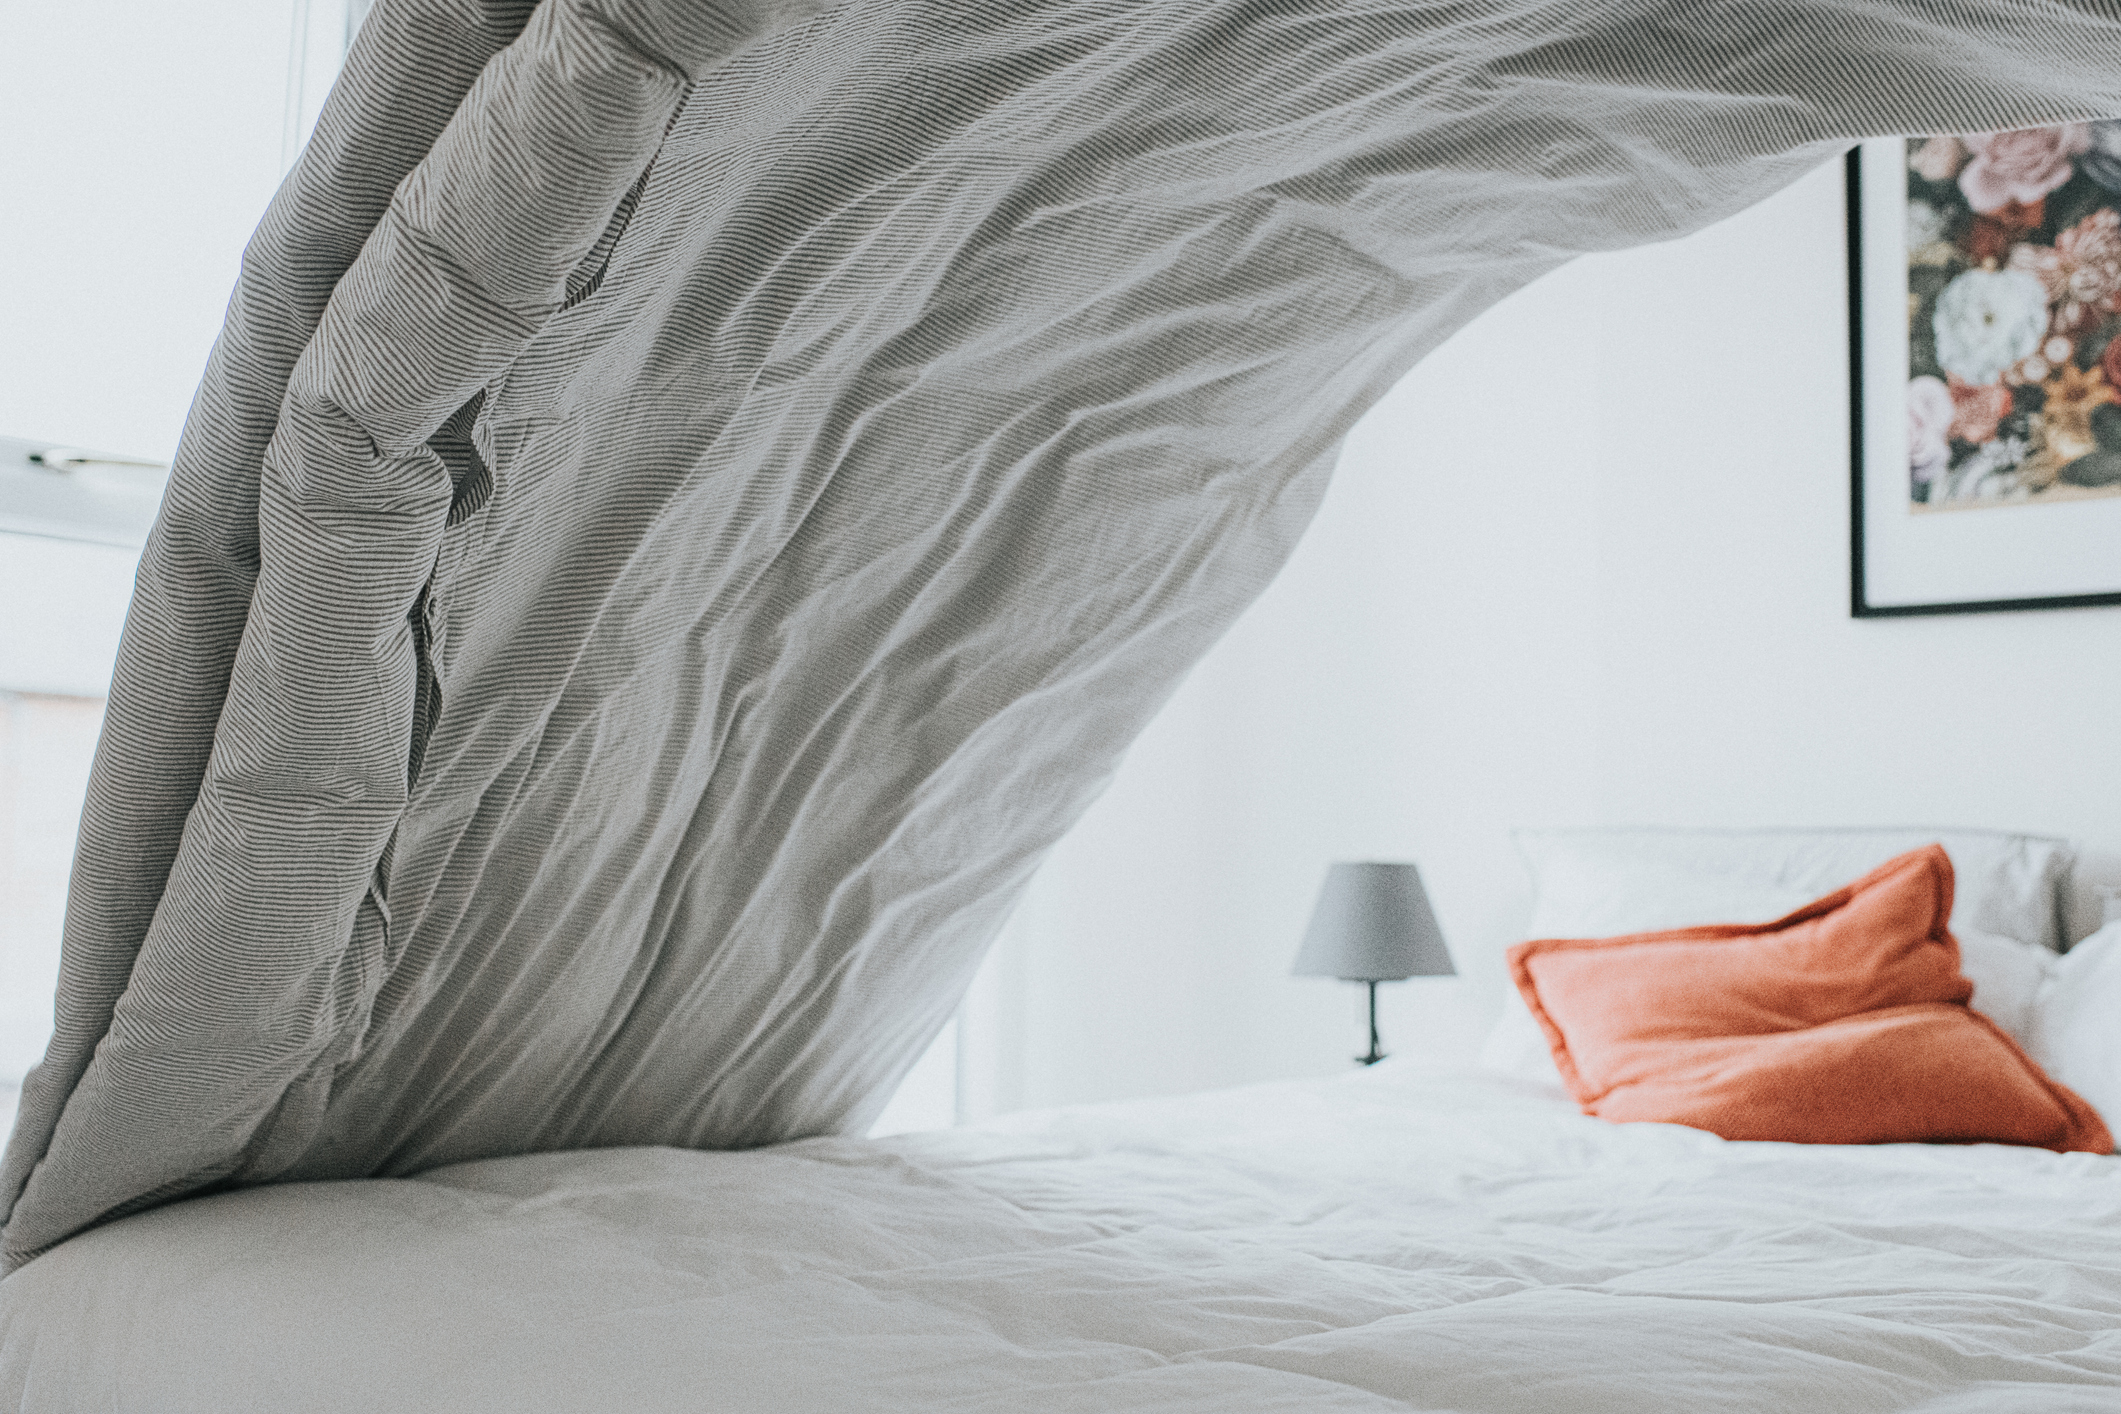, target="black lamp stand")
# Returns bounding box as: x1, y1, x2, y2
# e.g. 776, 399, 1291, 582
1358, 978, 1386, 1066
